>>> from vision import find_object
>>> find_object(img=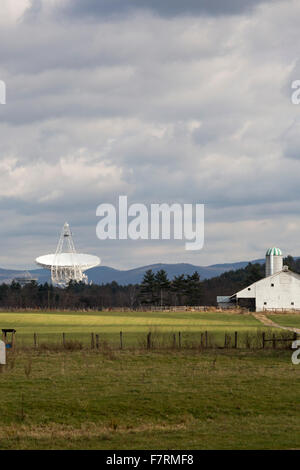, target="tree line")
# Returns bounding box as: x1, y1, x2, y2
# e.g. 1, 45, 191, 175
0, 256, 295, 309
0, 268, 202, 310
